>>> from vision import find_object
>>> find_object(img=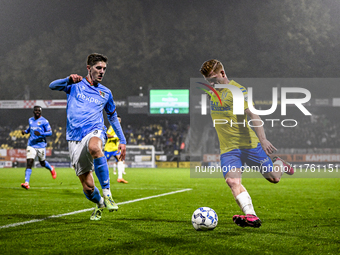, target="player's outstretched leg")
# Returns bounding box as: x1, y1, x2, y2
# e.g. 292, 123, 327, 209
272, 156, 294, 175
233, 214, 262, 228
